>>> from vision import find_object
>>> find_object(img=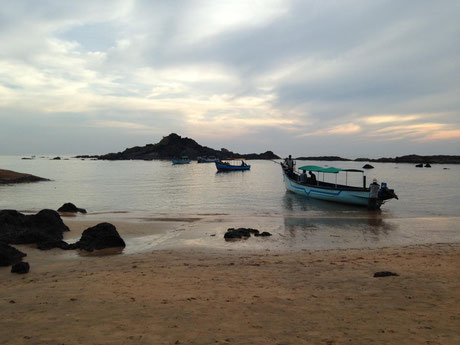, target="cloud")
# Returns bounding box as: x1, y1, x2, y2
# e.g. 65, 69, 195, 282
422, 130, 460, 141
299, 123, 362, 137
0, 0, 459, 155
363, 115, 420, 125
